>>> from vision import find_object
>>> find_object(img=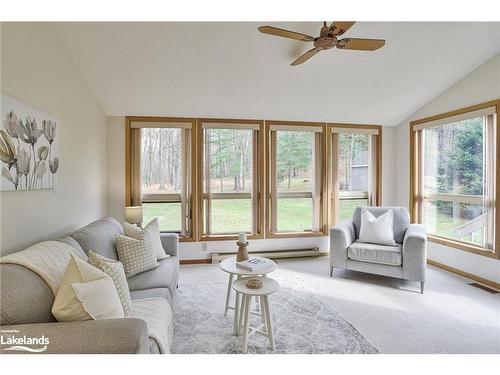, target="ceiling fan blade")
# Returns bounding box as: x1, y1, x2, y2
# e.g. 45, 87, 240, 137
328, 22, 356, 36
336, 38, 385, 51
258, 26, 315, 42
290, 48, 321, 66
